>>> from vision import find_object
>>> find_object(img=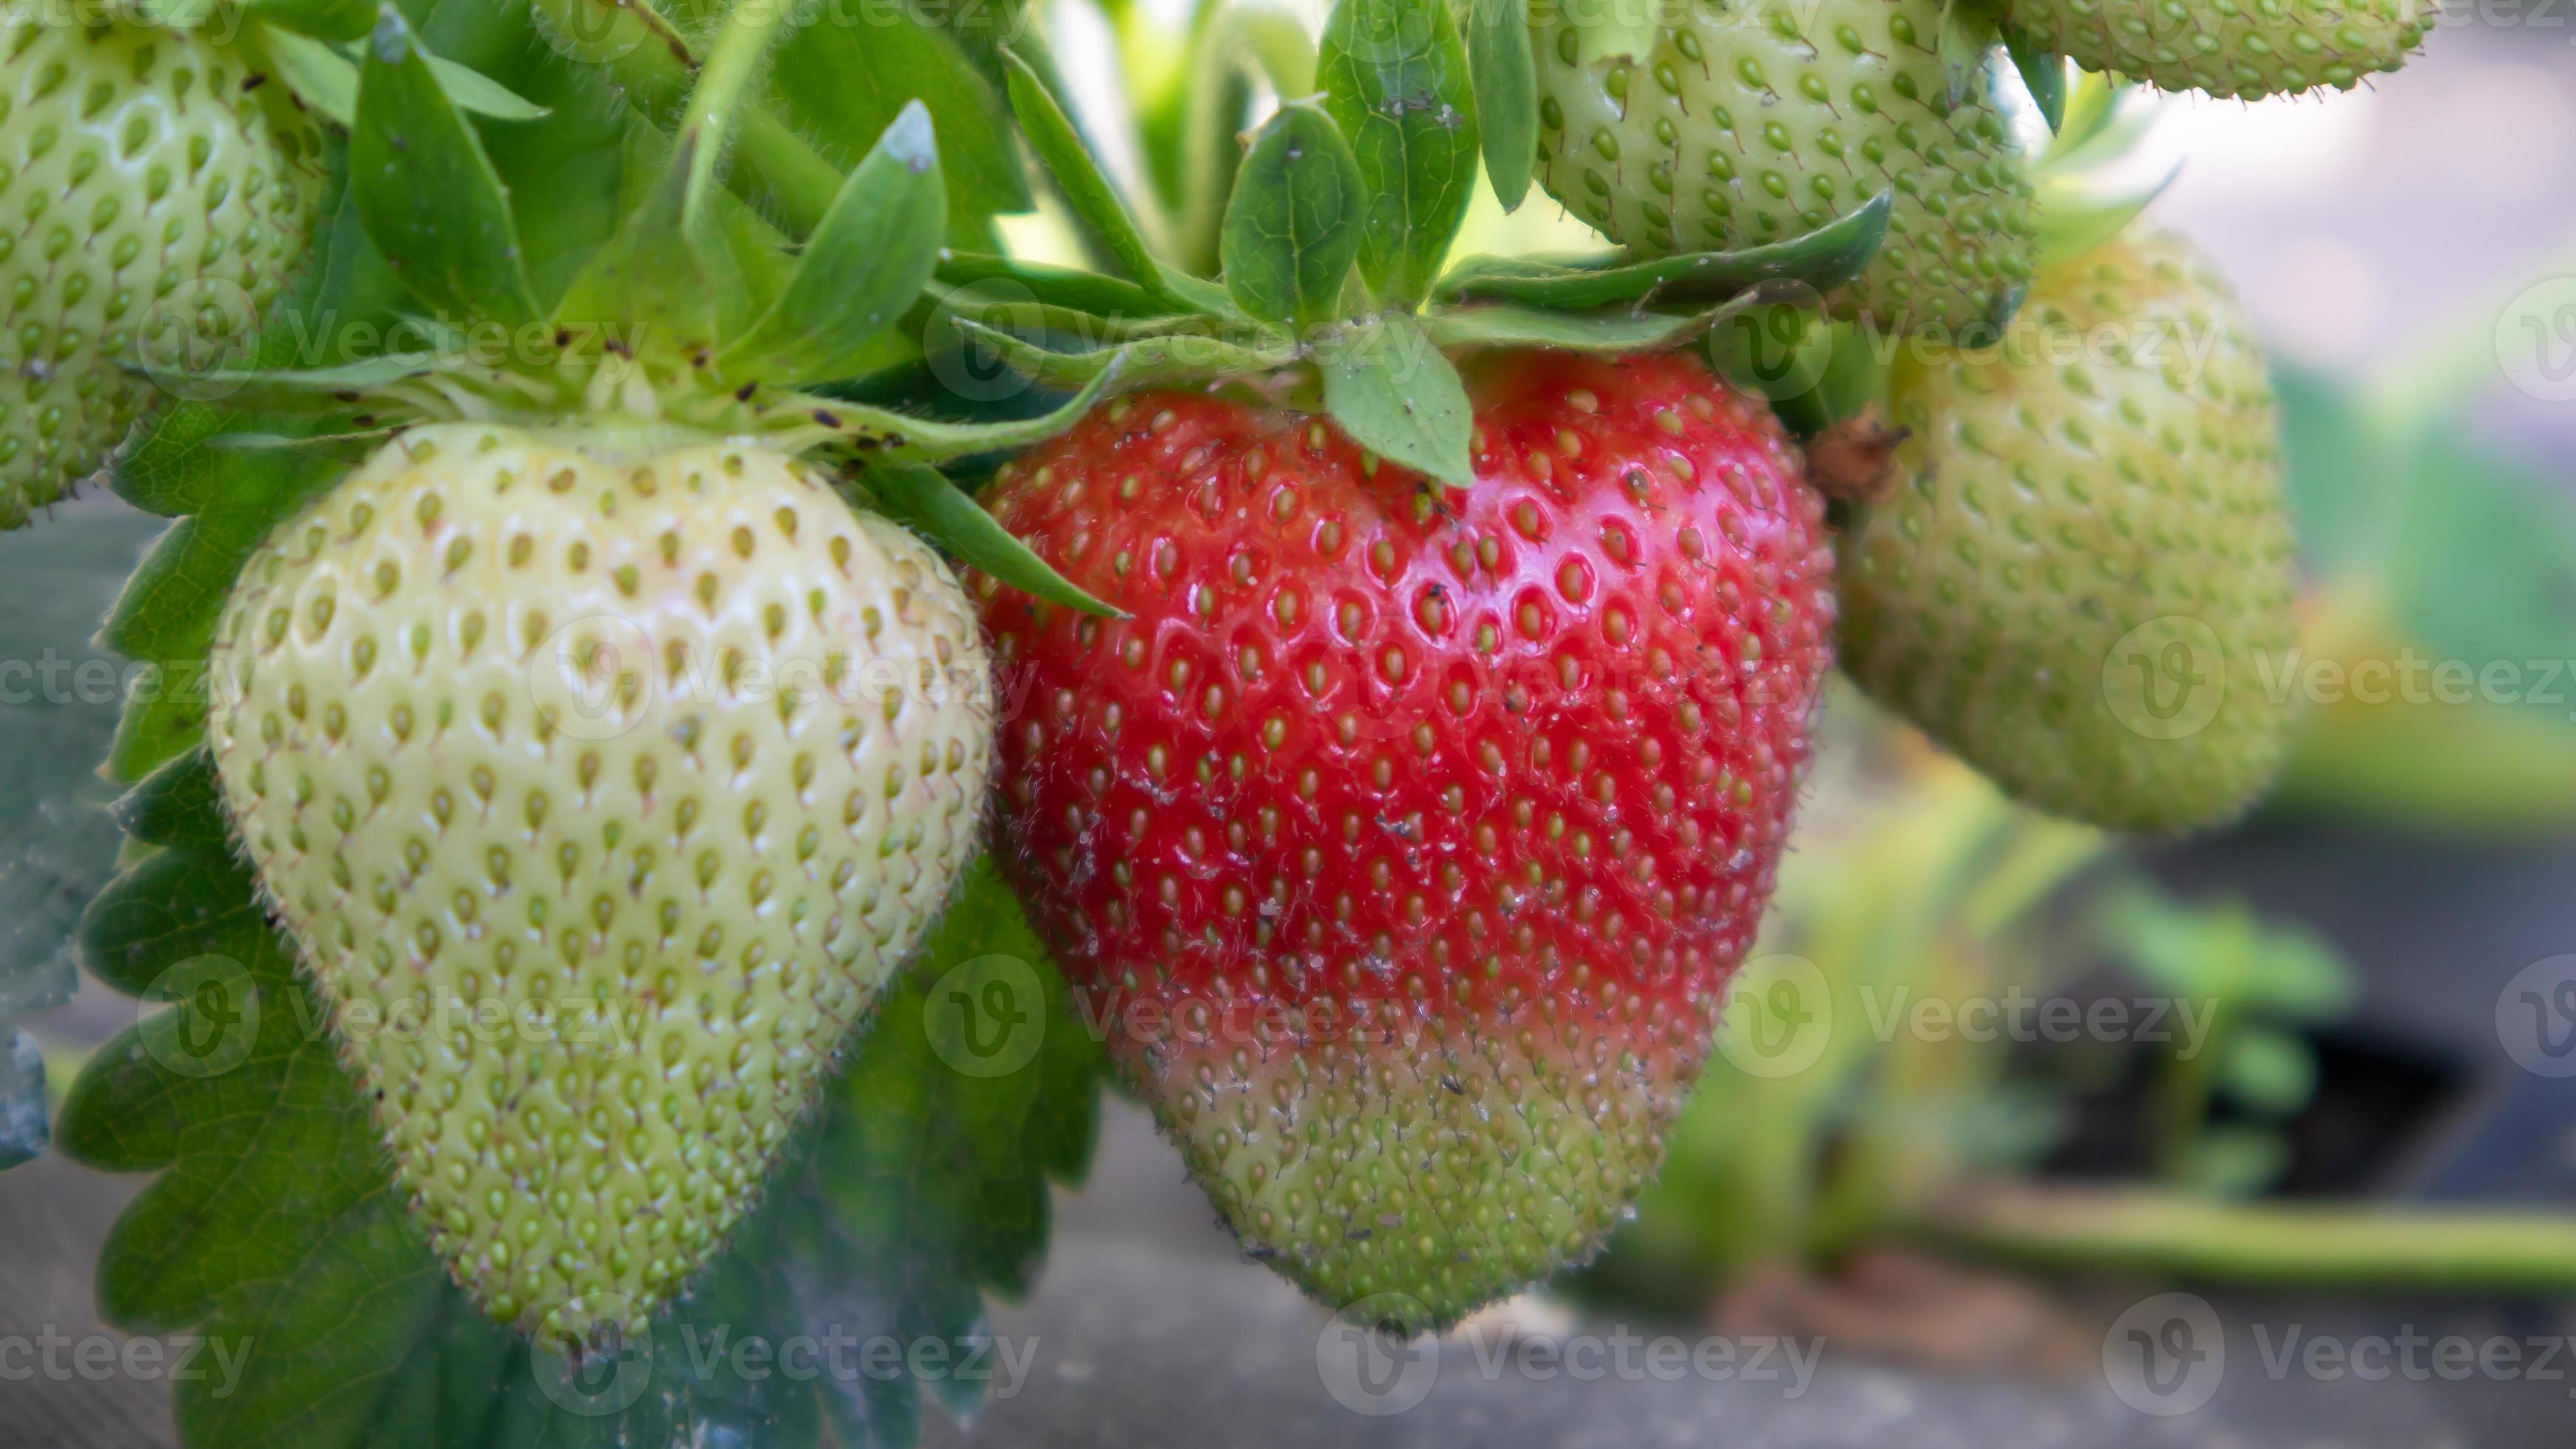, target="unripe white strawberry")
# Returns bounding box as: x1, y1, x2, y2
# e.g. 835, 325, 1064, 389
209, 424, 996, 1343
2002, 0, 2432, 98
1, 12, 323, 527
1529, 0, 2037, 340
